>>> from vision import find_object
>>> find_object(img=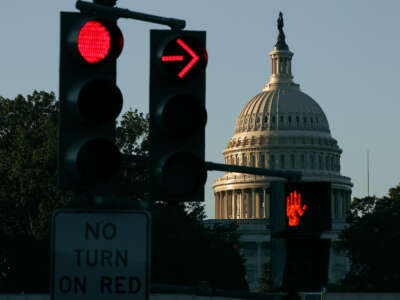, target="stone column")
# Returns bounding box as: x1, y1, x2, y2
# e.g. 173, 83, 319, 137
227, 191, 232, 219
255, 189, 260, 218
244, 189, 249, 218
251, 189, 256, 218
240, 189, 245, 218
215, 193, 219, 219
233, 191, 237, 219
219, 192, 223, 219
242, 189, 246, 218
225, 191, 229, 219
220, 192, 224, 219
339, 191, 343, 219
331, 189, 336, 220
264, 189, 270, 218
